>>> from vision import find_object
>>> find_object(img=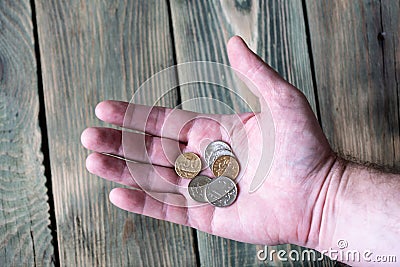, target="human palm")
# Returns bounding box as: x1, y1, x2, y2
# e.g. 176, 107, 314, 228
81, 36, 335, 248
